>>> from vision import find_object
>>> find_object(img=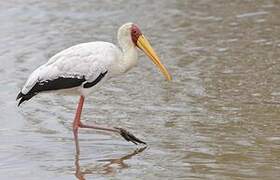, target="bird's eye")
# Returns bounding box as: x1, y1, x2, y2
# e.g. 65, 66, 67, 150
133, 30, 137, 34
